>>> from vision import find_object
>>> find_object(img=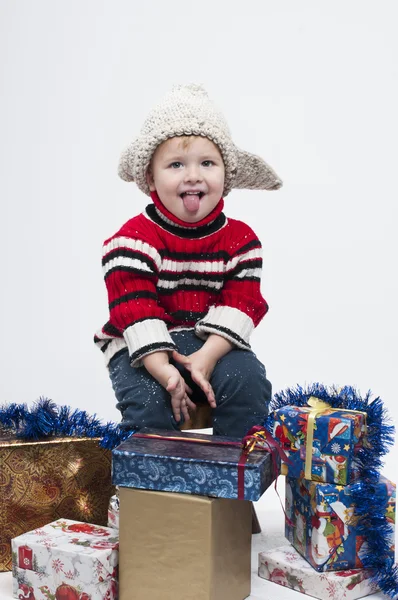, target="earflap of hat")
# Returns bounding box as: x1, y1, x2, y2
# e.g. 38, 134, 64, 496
233, 148, 283, 191
118, 144, 136, 182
